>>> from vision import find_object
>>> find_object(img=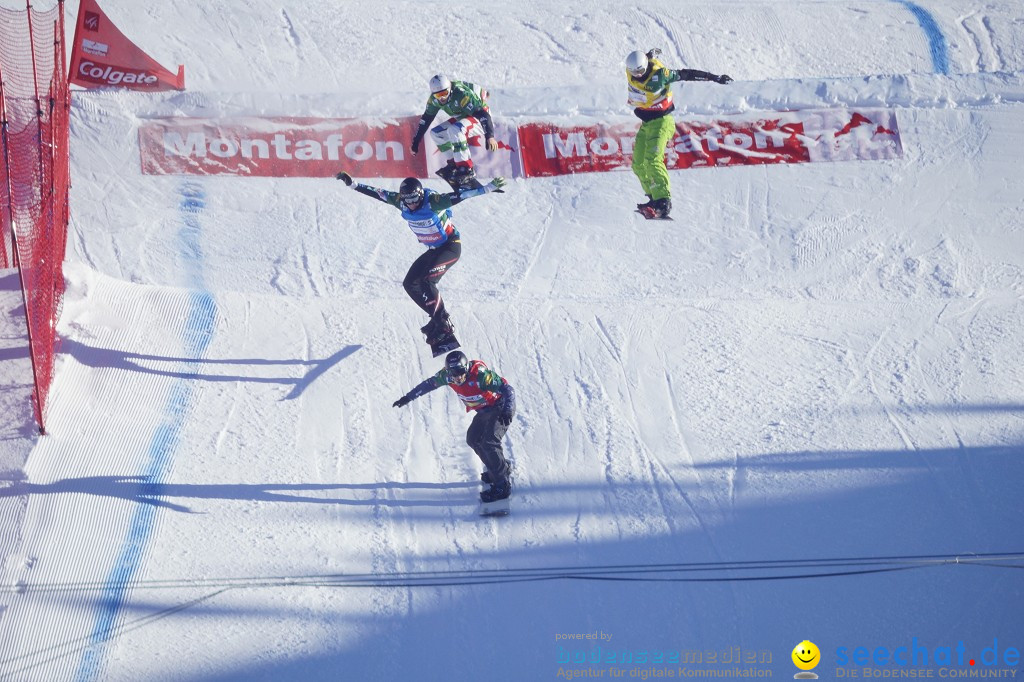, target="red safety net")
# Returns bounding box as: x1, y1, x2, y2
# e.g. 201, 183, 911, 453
0, 1, 71, 433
